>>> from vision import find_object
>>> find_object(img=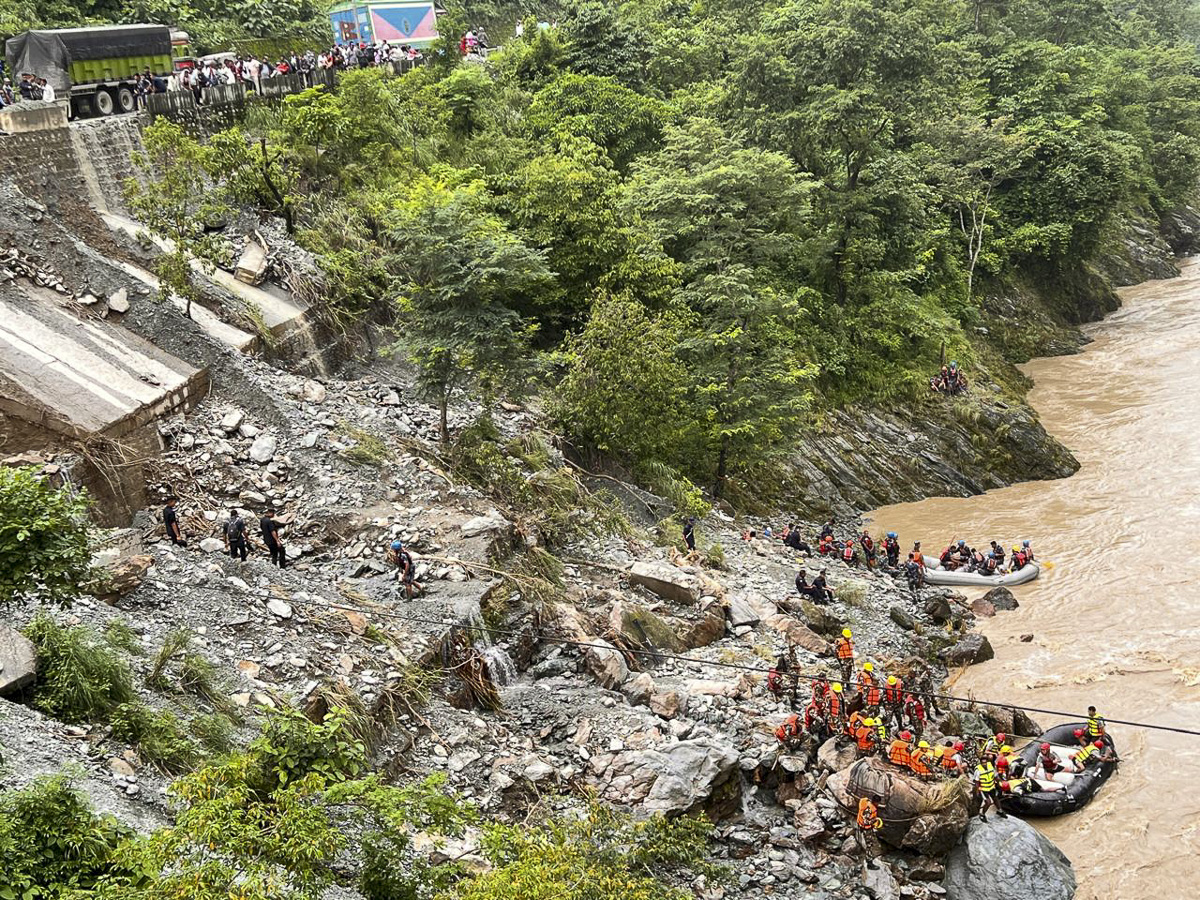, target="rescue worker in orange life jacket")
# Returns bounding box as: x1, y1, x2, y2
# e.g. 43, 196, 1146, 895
858, 662, 881, 714
903, 693, 926, 738
983, 552, 998, 575
1021, 539, 1034, 561
834, 628, 855, 682
887, 730, 914, 768
909, 740, 935, 778
884, 532, 900, 567
827, 682, 847, 733
842, 539, 858, 567
1011, 545, 1027, 570
775, 713, 803, 750
883, 675, 904, 729
939, 543, 956, 570
857, 796, 883, 831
